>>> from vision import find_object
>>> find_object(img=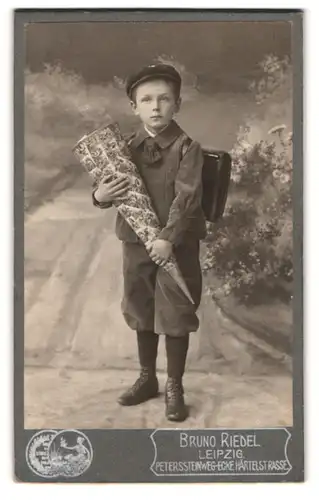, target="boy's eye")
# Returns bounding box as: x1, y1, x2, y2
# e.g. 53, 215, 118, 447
140, 95, 170, 103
